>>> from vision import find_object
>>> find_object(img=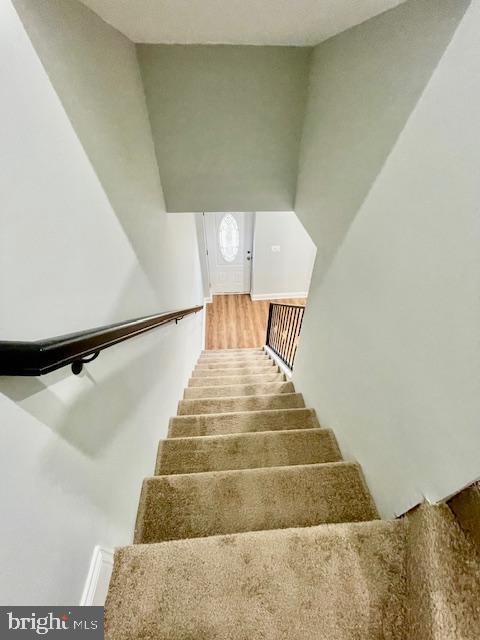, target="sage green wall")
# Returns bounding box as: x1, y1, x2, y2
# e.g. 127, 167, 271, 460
137, 45, 311, 212
295, 0, 469, 280
12, 0, 180, 298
